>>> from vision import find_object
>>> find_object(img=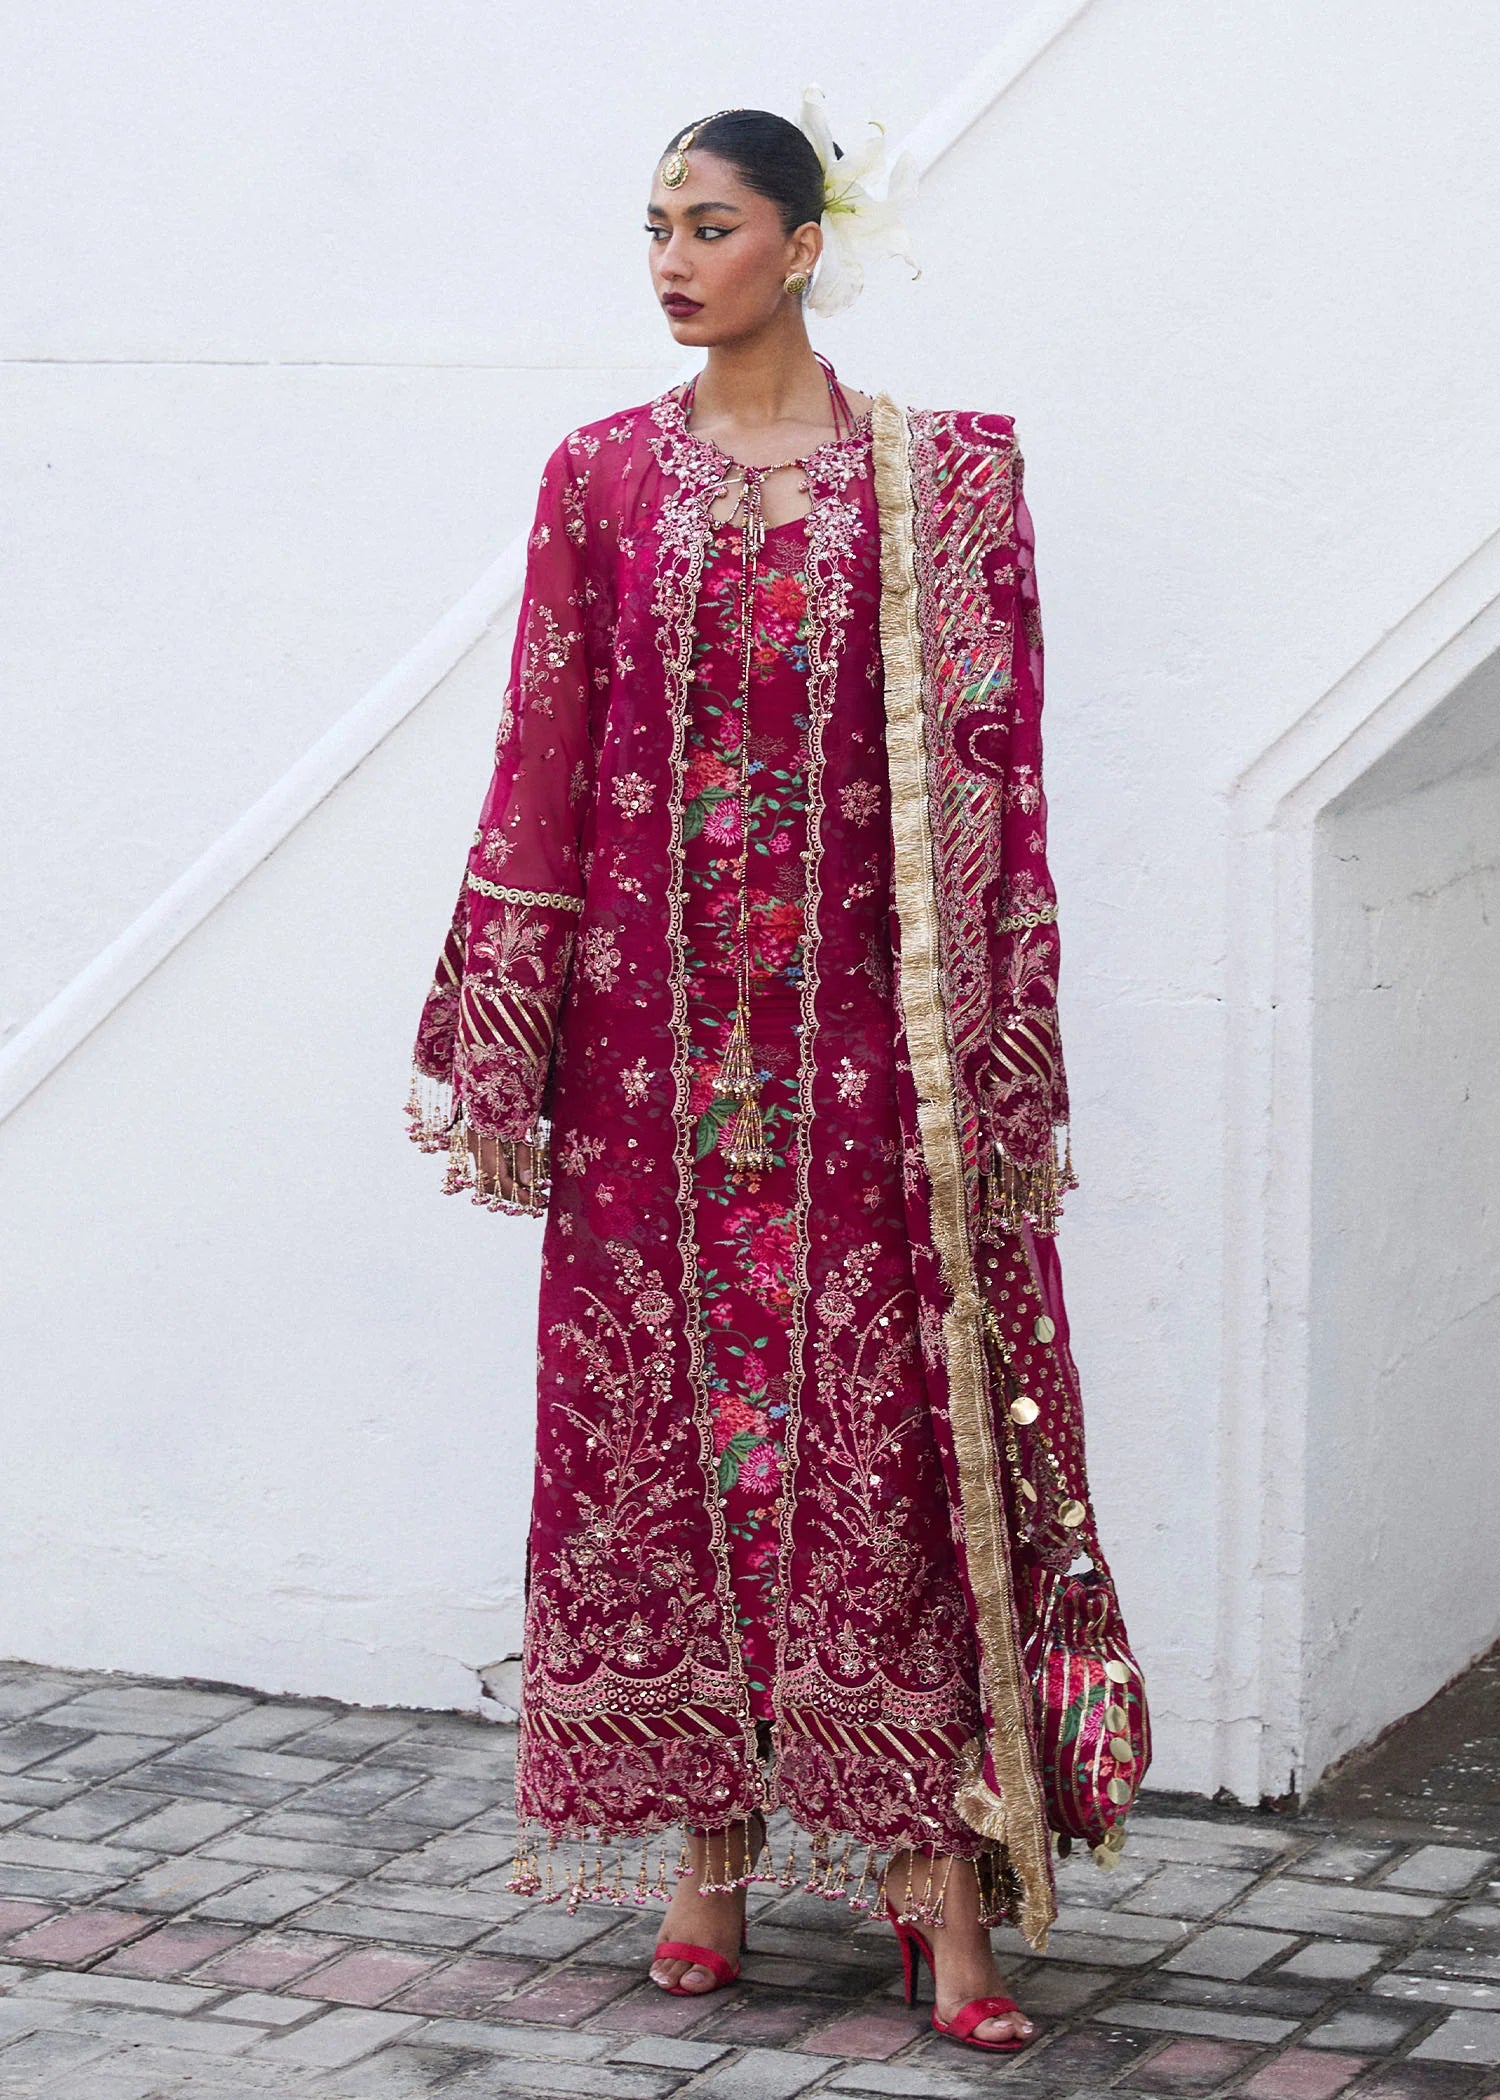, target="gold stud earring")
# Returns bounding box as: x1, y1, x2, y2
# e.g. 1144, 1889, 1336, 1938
783, 272, 810, 297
